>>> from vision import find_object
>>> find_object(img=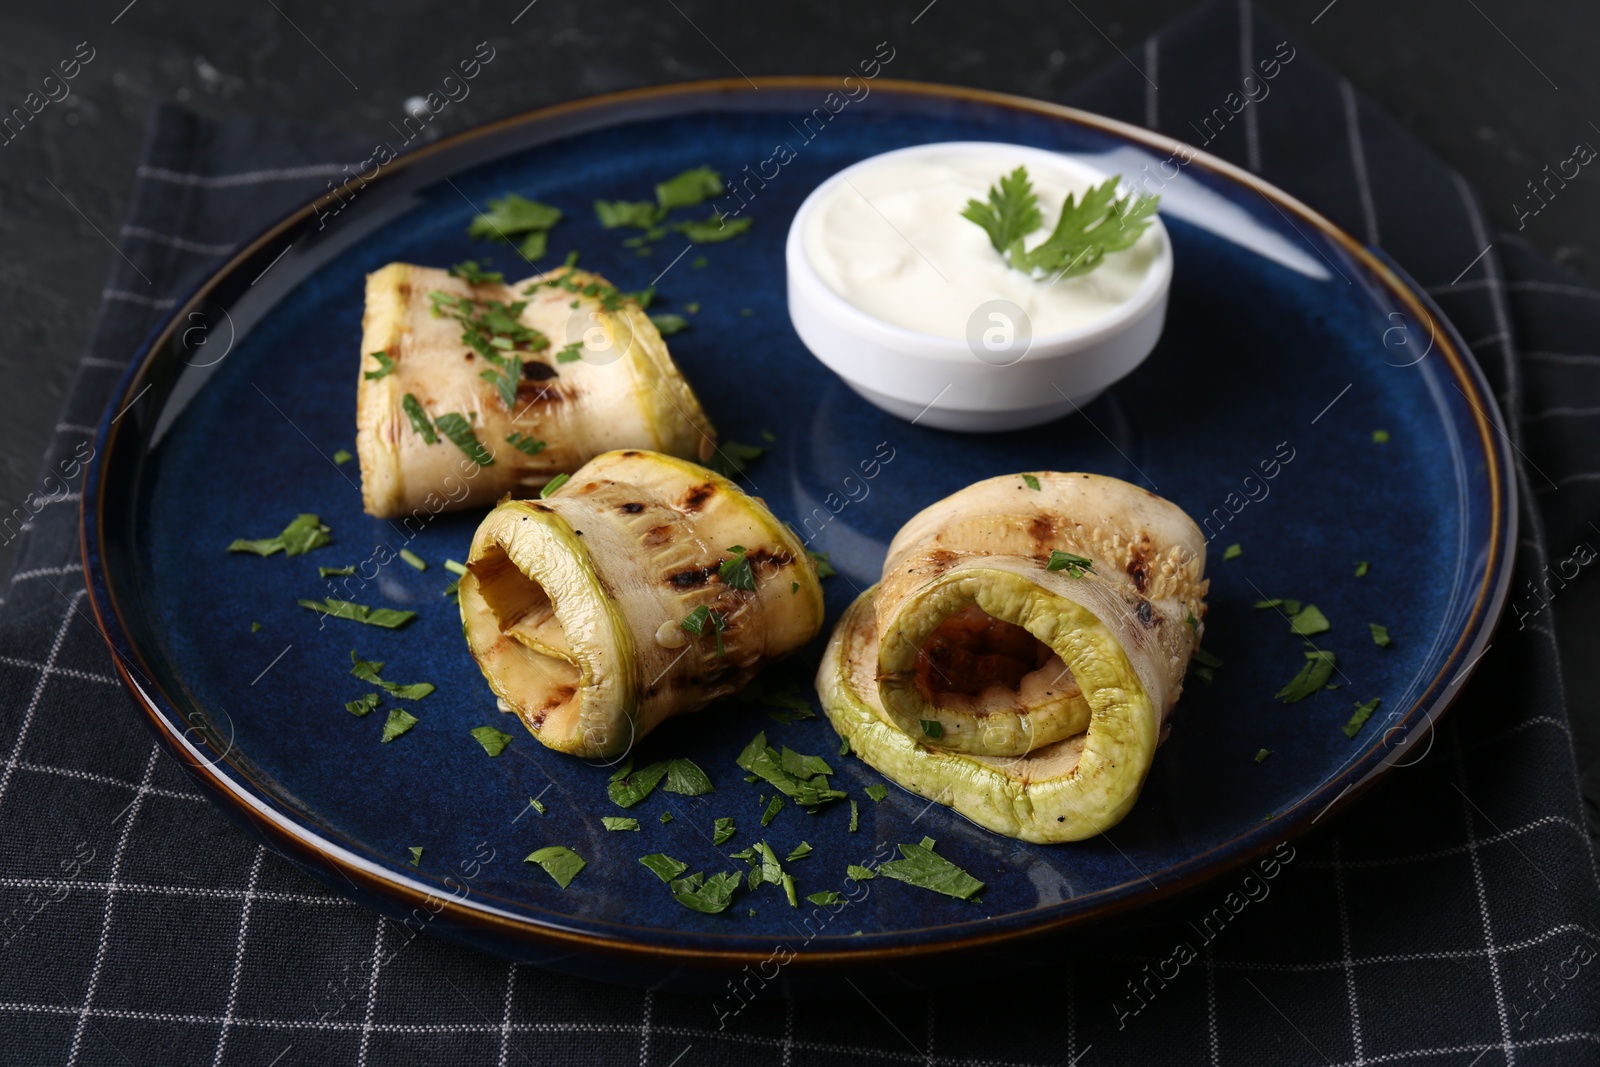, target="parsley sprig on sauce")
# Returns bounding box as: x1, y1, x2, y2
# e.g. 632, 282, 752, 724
962, 167, 1158, 281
